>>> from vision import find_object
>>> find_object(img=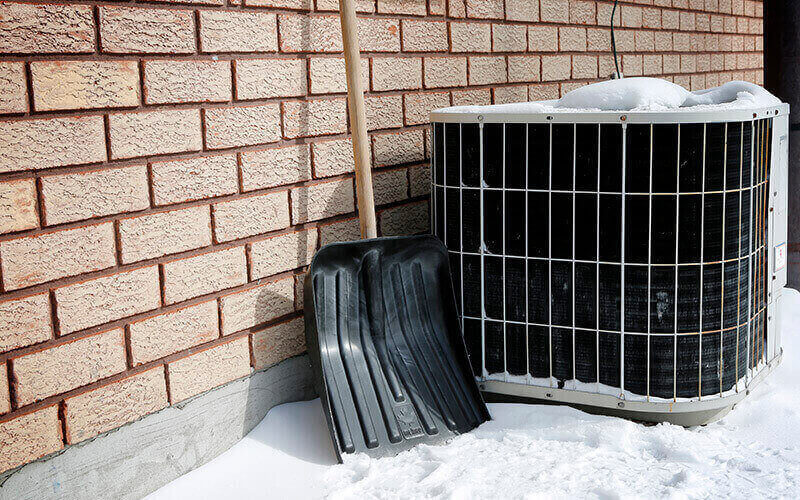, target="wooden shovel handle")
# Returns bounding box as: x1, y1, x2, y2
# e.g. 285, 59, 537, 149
339, 0, 377, 239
